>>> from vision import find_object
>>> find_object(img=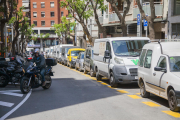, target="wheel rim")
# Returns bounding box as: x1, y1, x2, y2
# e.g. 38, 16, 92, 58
90, 68, 93, 76
45, 76, 51, 88
23, 80, 30, 92
140, 82, 145, 96
169, 92, 176, 109
0, 76, 6, 85
110, 76, 113, 84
